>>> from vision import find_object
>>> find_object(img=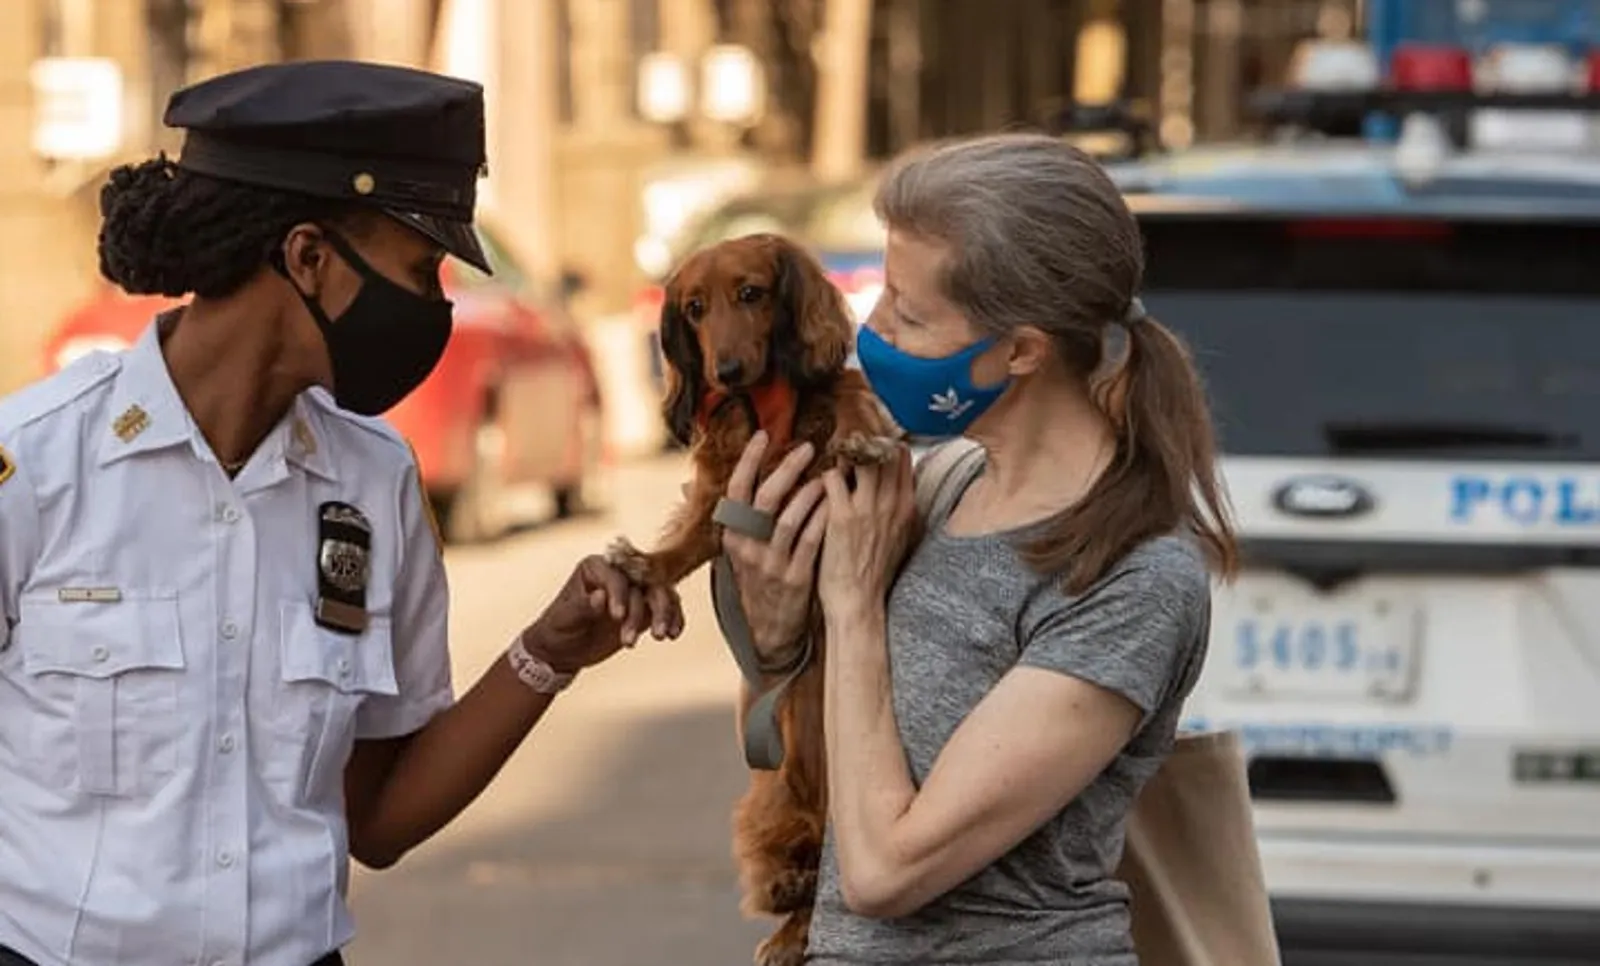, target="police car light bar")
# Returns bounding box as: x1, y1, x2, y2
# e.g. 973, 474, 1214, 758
1253, 39, 1600, 134
1251, 87, 1600, 124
